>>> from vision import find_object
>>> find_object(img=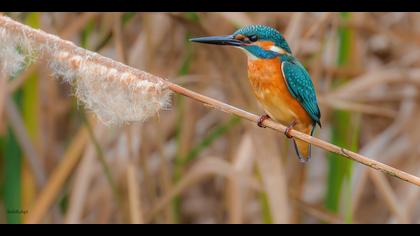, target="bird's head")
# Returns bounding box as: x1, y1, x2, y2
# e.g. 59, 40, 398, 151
190, 25, 292, 60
